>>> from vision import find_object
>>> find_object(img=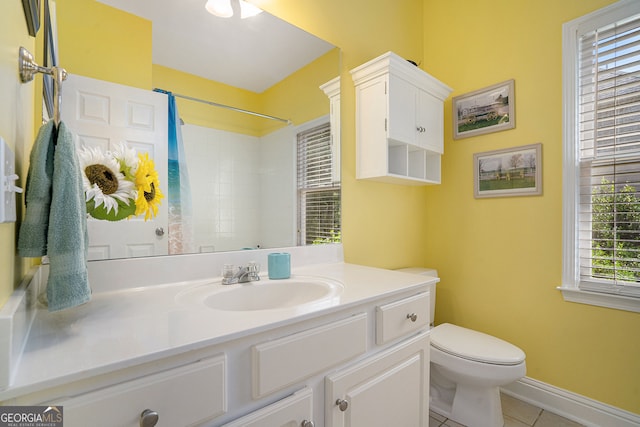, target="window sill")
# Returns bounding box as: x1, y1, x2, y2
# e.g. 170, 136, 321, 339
557, 286, 640, 313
